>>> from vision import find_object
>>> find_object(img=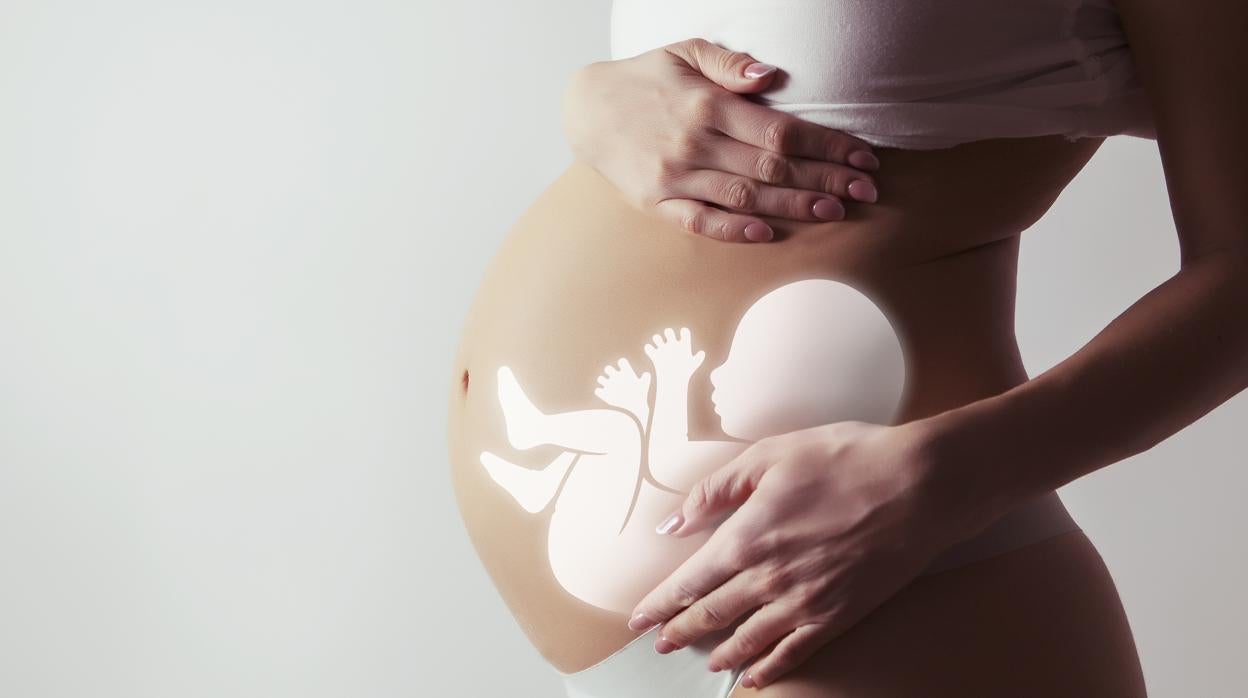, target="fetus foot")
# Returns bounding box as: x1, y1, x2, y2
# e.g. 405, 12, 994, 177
480, 450, 577, 513
593, 357, 652, 425
496, 365, 547, 450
